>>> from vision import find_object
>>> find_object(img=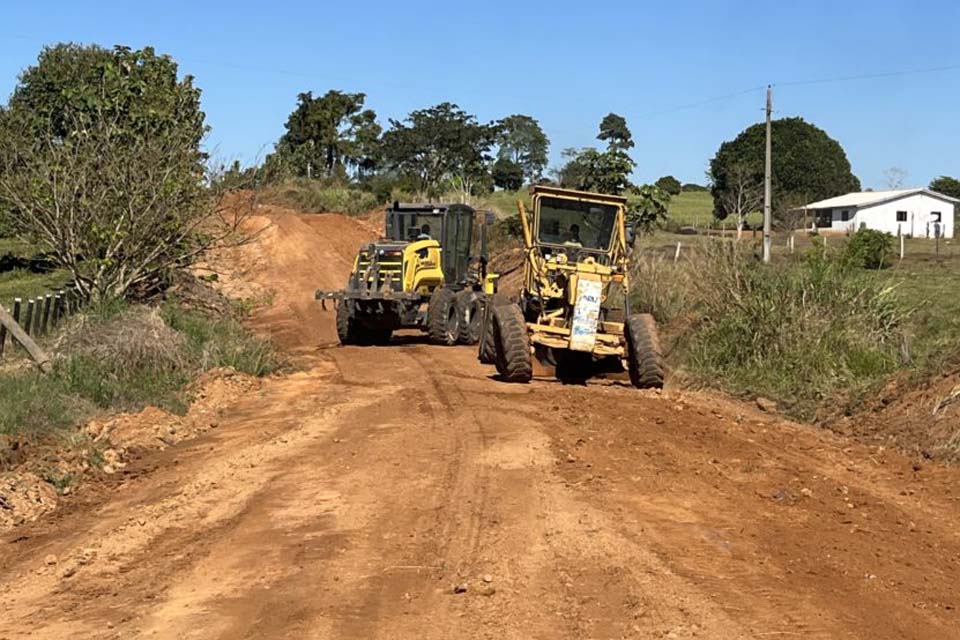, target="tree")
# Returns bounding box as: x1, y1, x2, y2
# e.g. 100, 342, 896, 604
883, 166, 907, 190
597, 113, 634, 151
681, 183, 709, 192
381, 103, 496, 200
715, 163, 762, 238
0, 44, 244, 302
655, 175, 682, 195
629, 185, 670, 233
709, 117, 860, 217
276, 90, 380, 179
558, 147, 635, 195
492, 157, 524, 191
930, 176, 960, 200
495, 114, 549, 183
